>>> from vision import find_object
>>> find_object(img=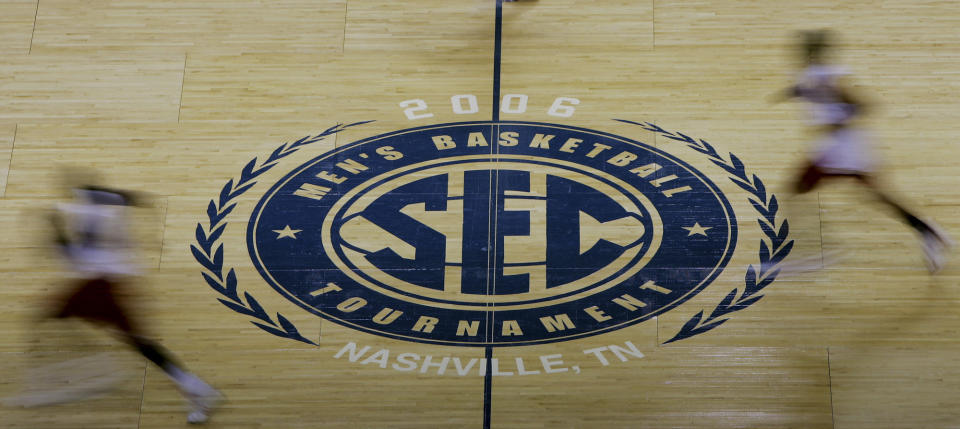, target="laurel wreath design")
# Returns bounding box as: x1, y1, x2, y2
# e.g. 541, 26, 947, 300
190, 121, 373, 345
193, 119, 792, 346
614, 119, 794, 343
